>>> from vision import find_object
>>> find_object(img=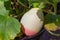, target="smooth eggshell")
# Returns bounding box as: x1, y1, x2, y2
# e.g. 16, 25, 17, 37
20, 8, 44, 36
